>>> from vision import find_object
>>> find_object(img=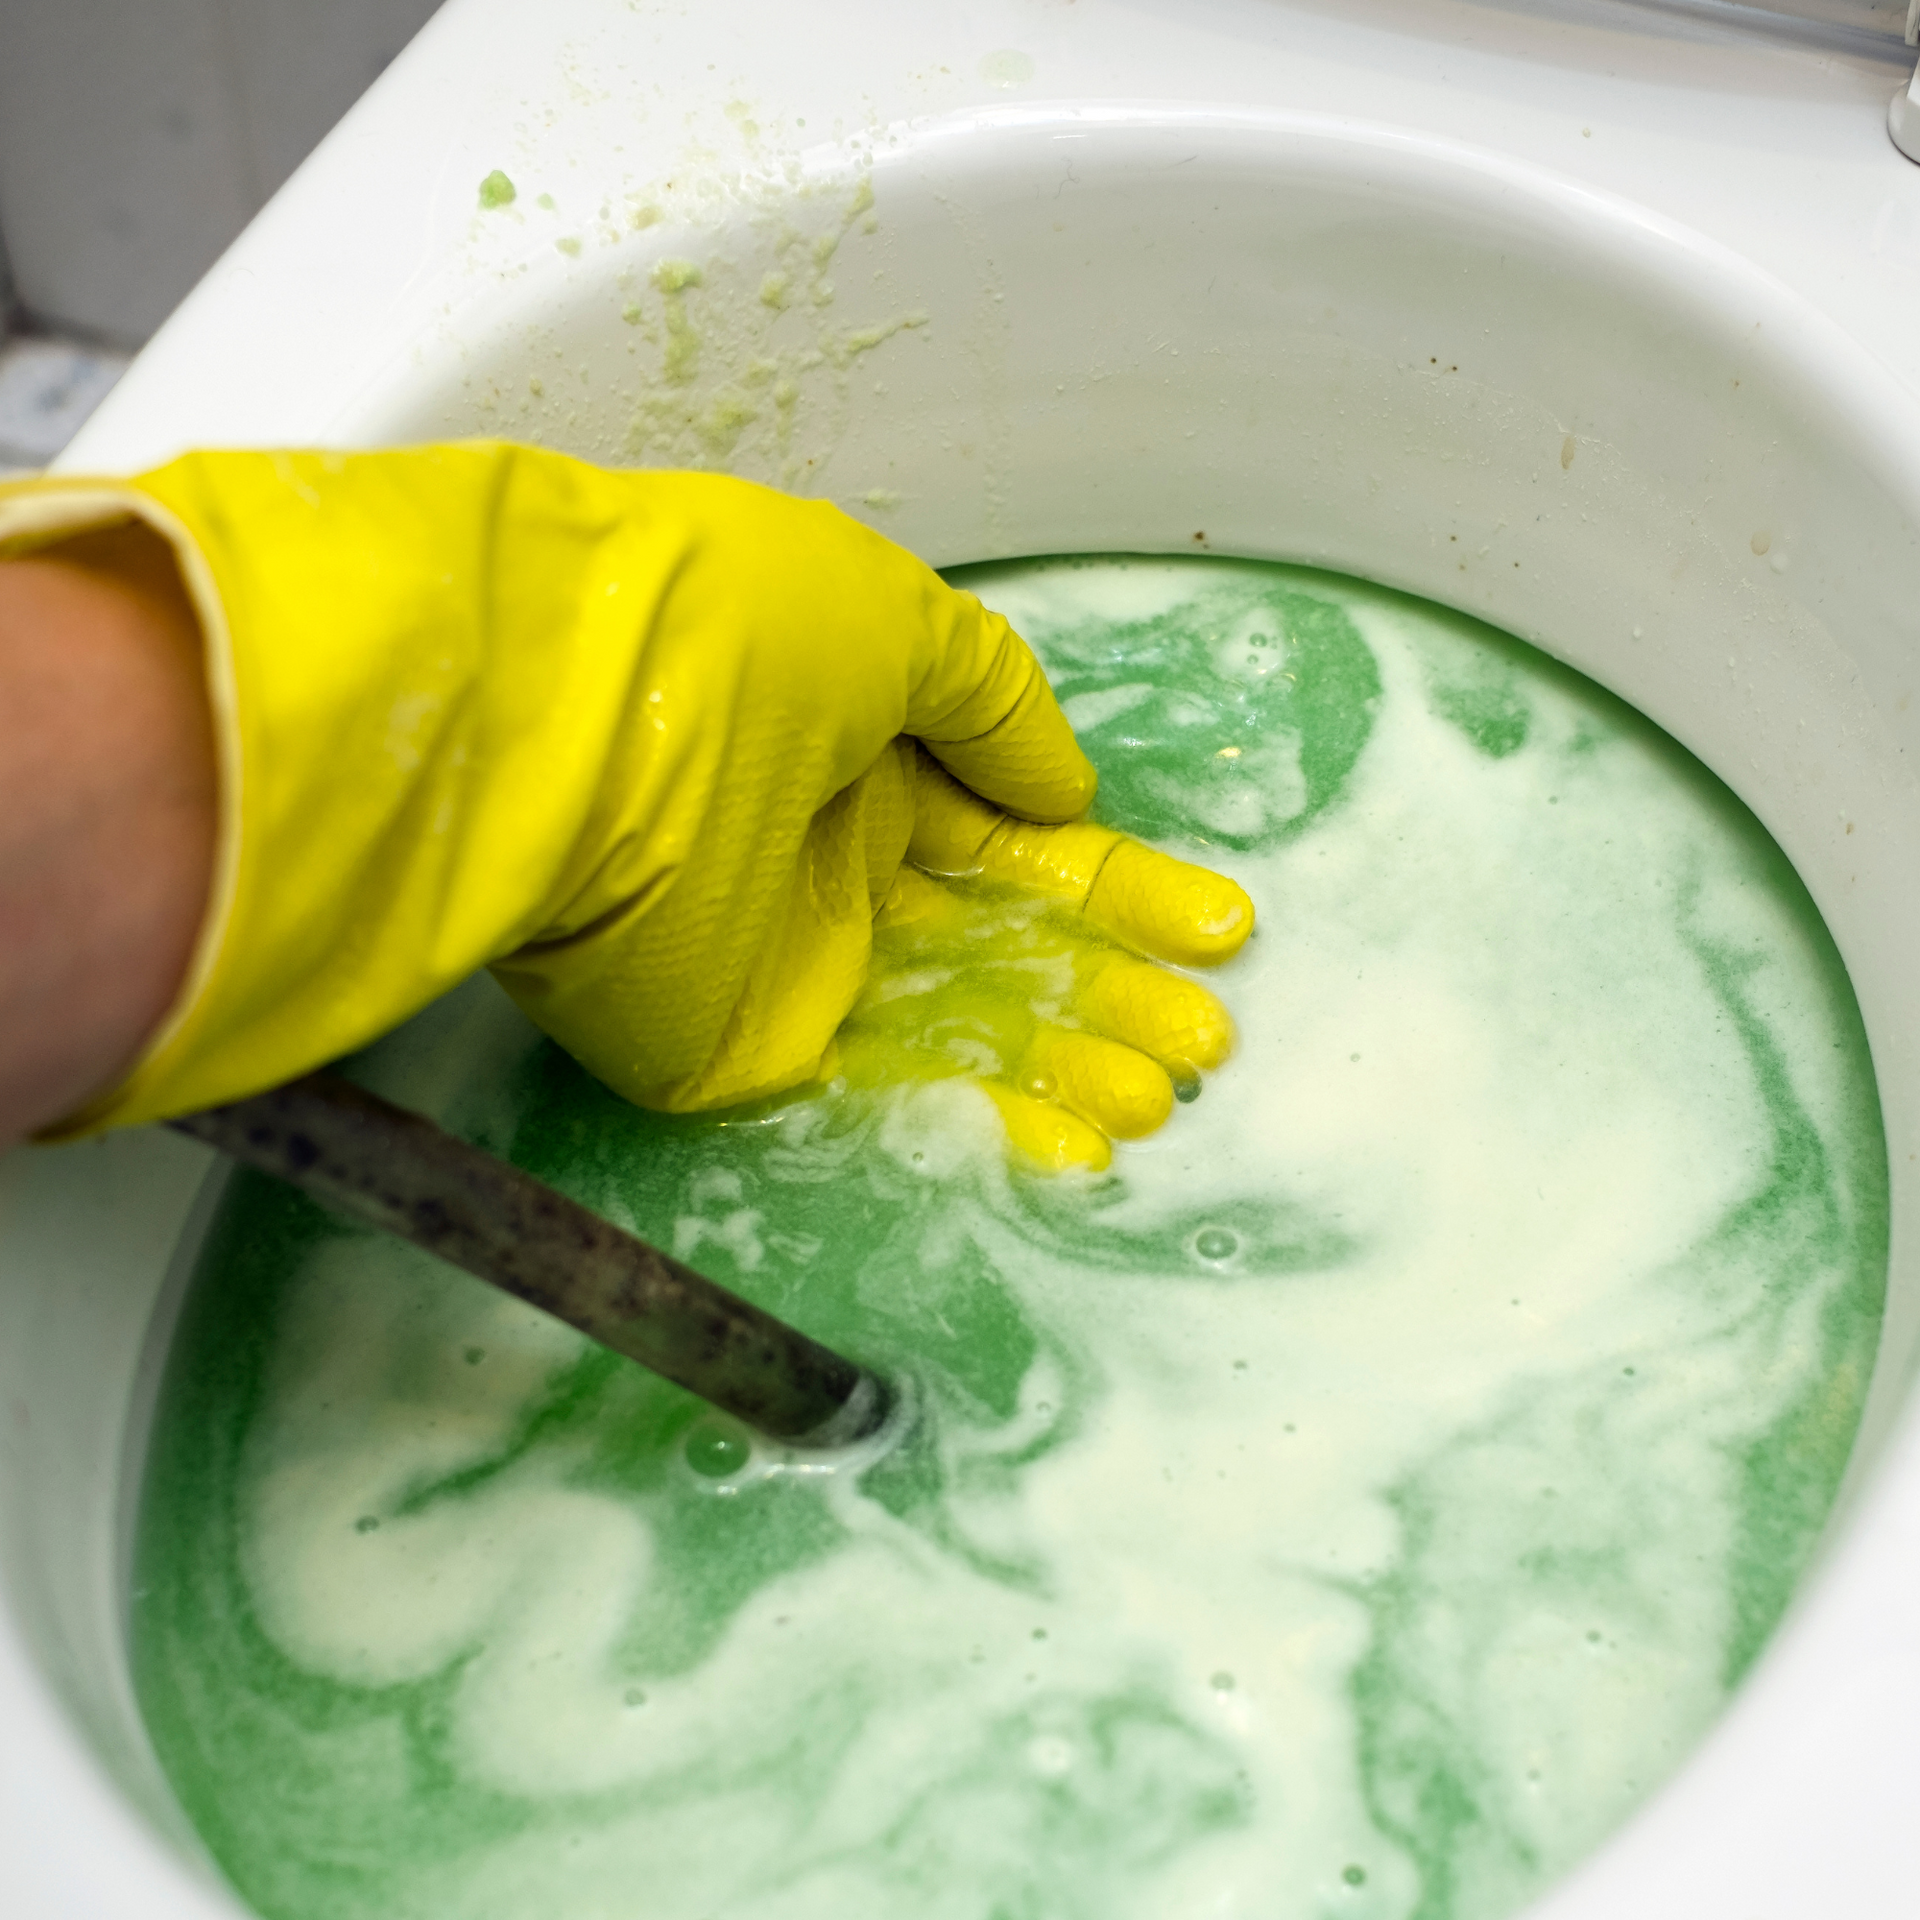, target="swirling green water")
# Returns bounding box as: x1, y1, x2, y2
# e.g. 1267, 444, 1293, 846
132, 556, 1886, 1920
